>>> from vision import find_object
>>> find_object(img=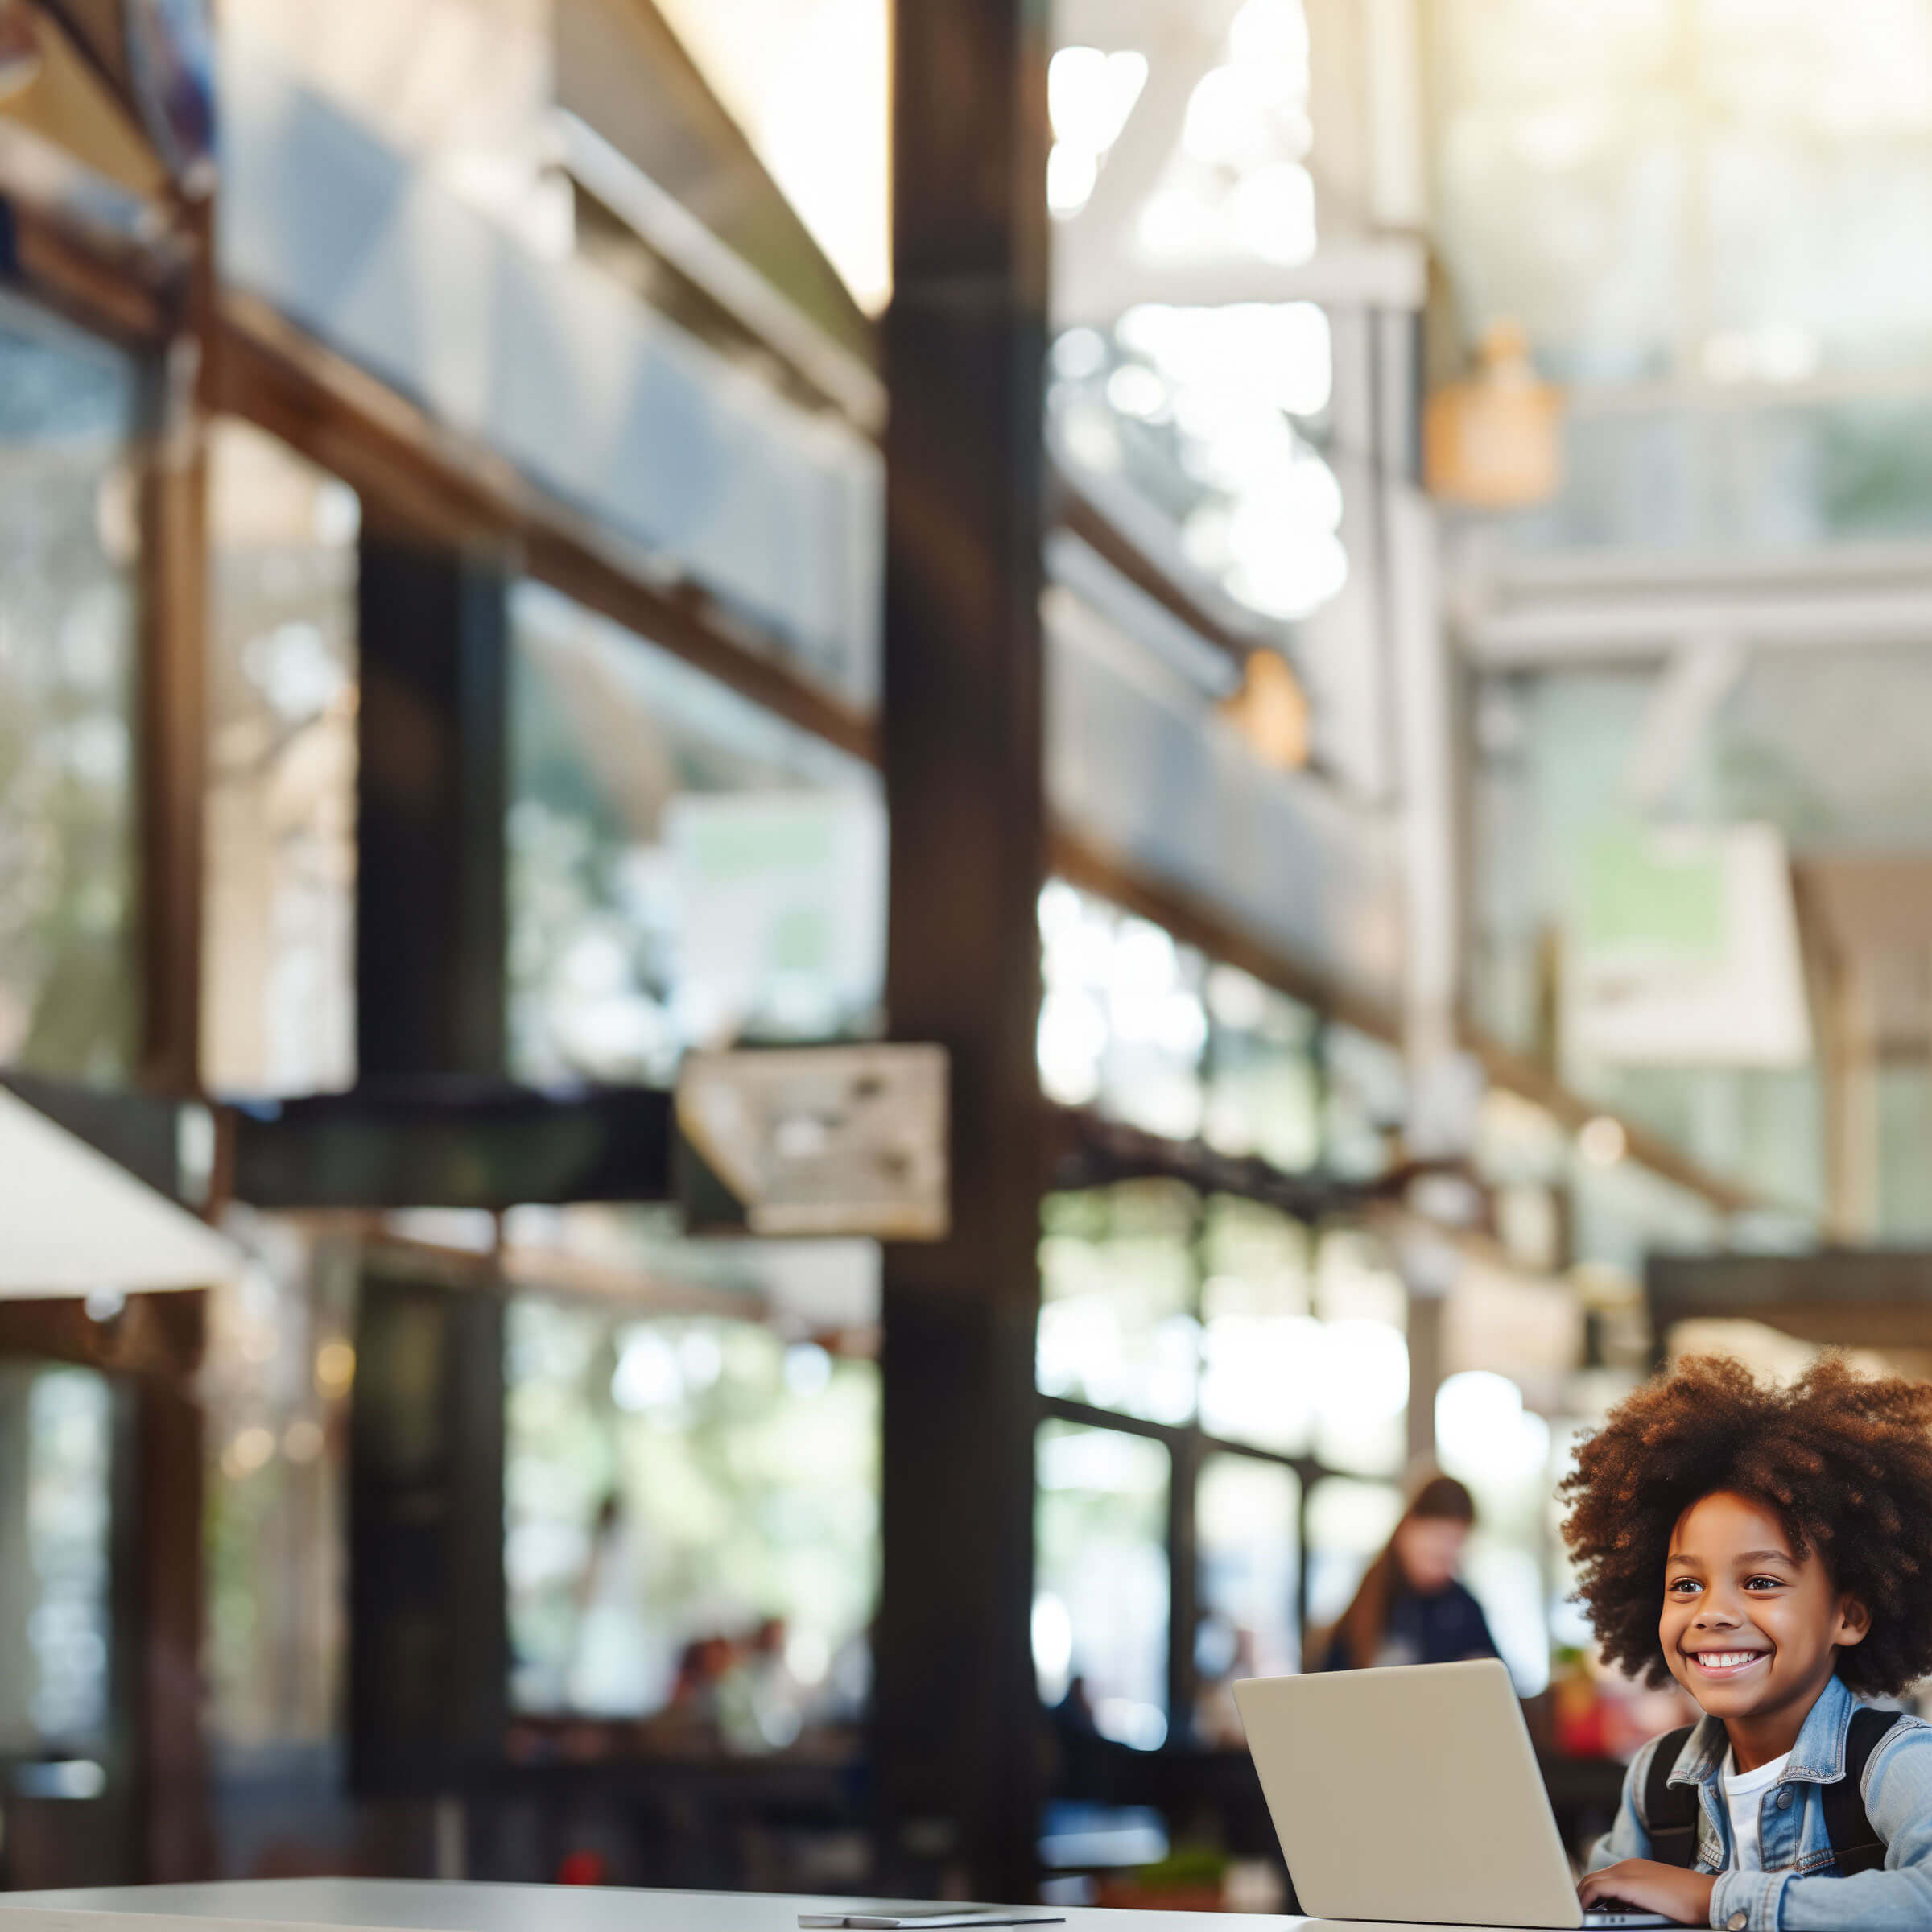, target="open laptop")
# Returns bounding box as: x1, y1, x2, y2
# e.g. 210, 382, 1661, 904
1232, 1660, 1672, 1928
